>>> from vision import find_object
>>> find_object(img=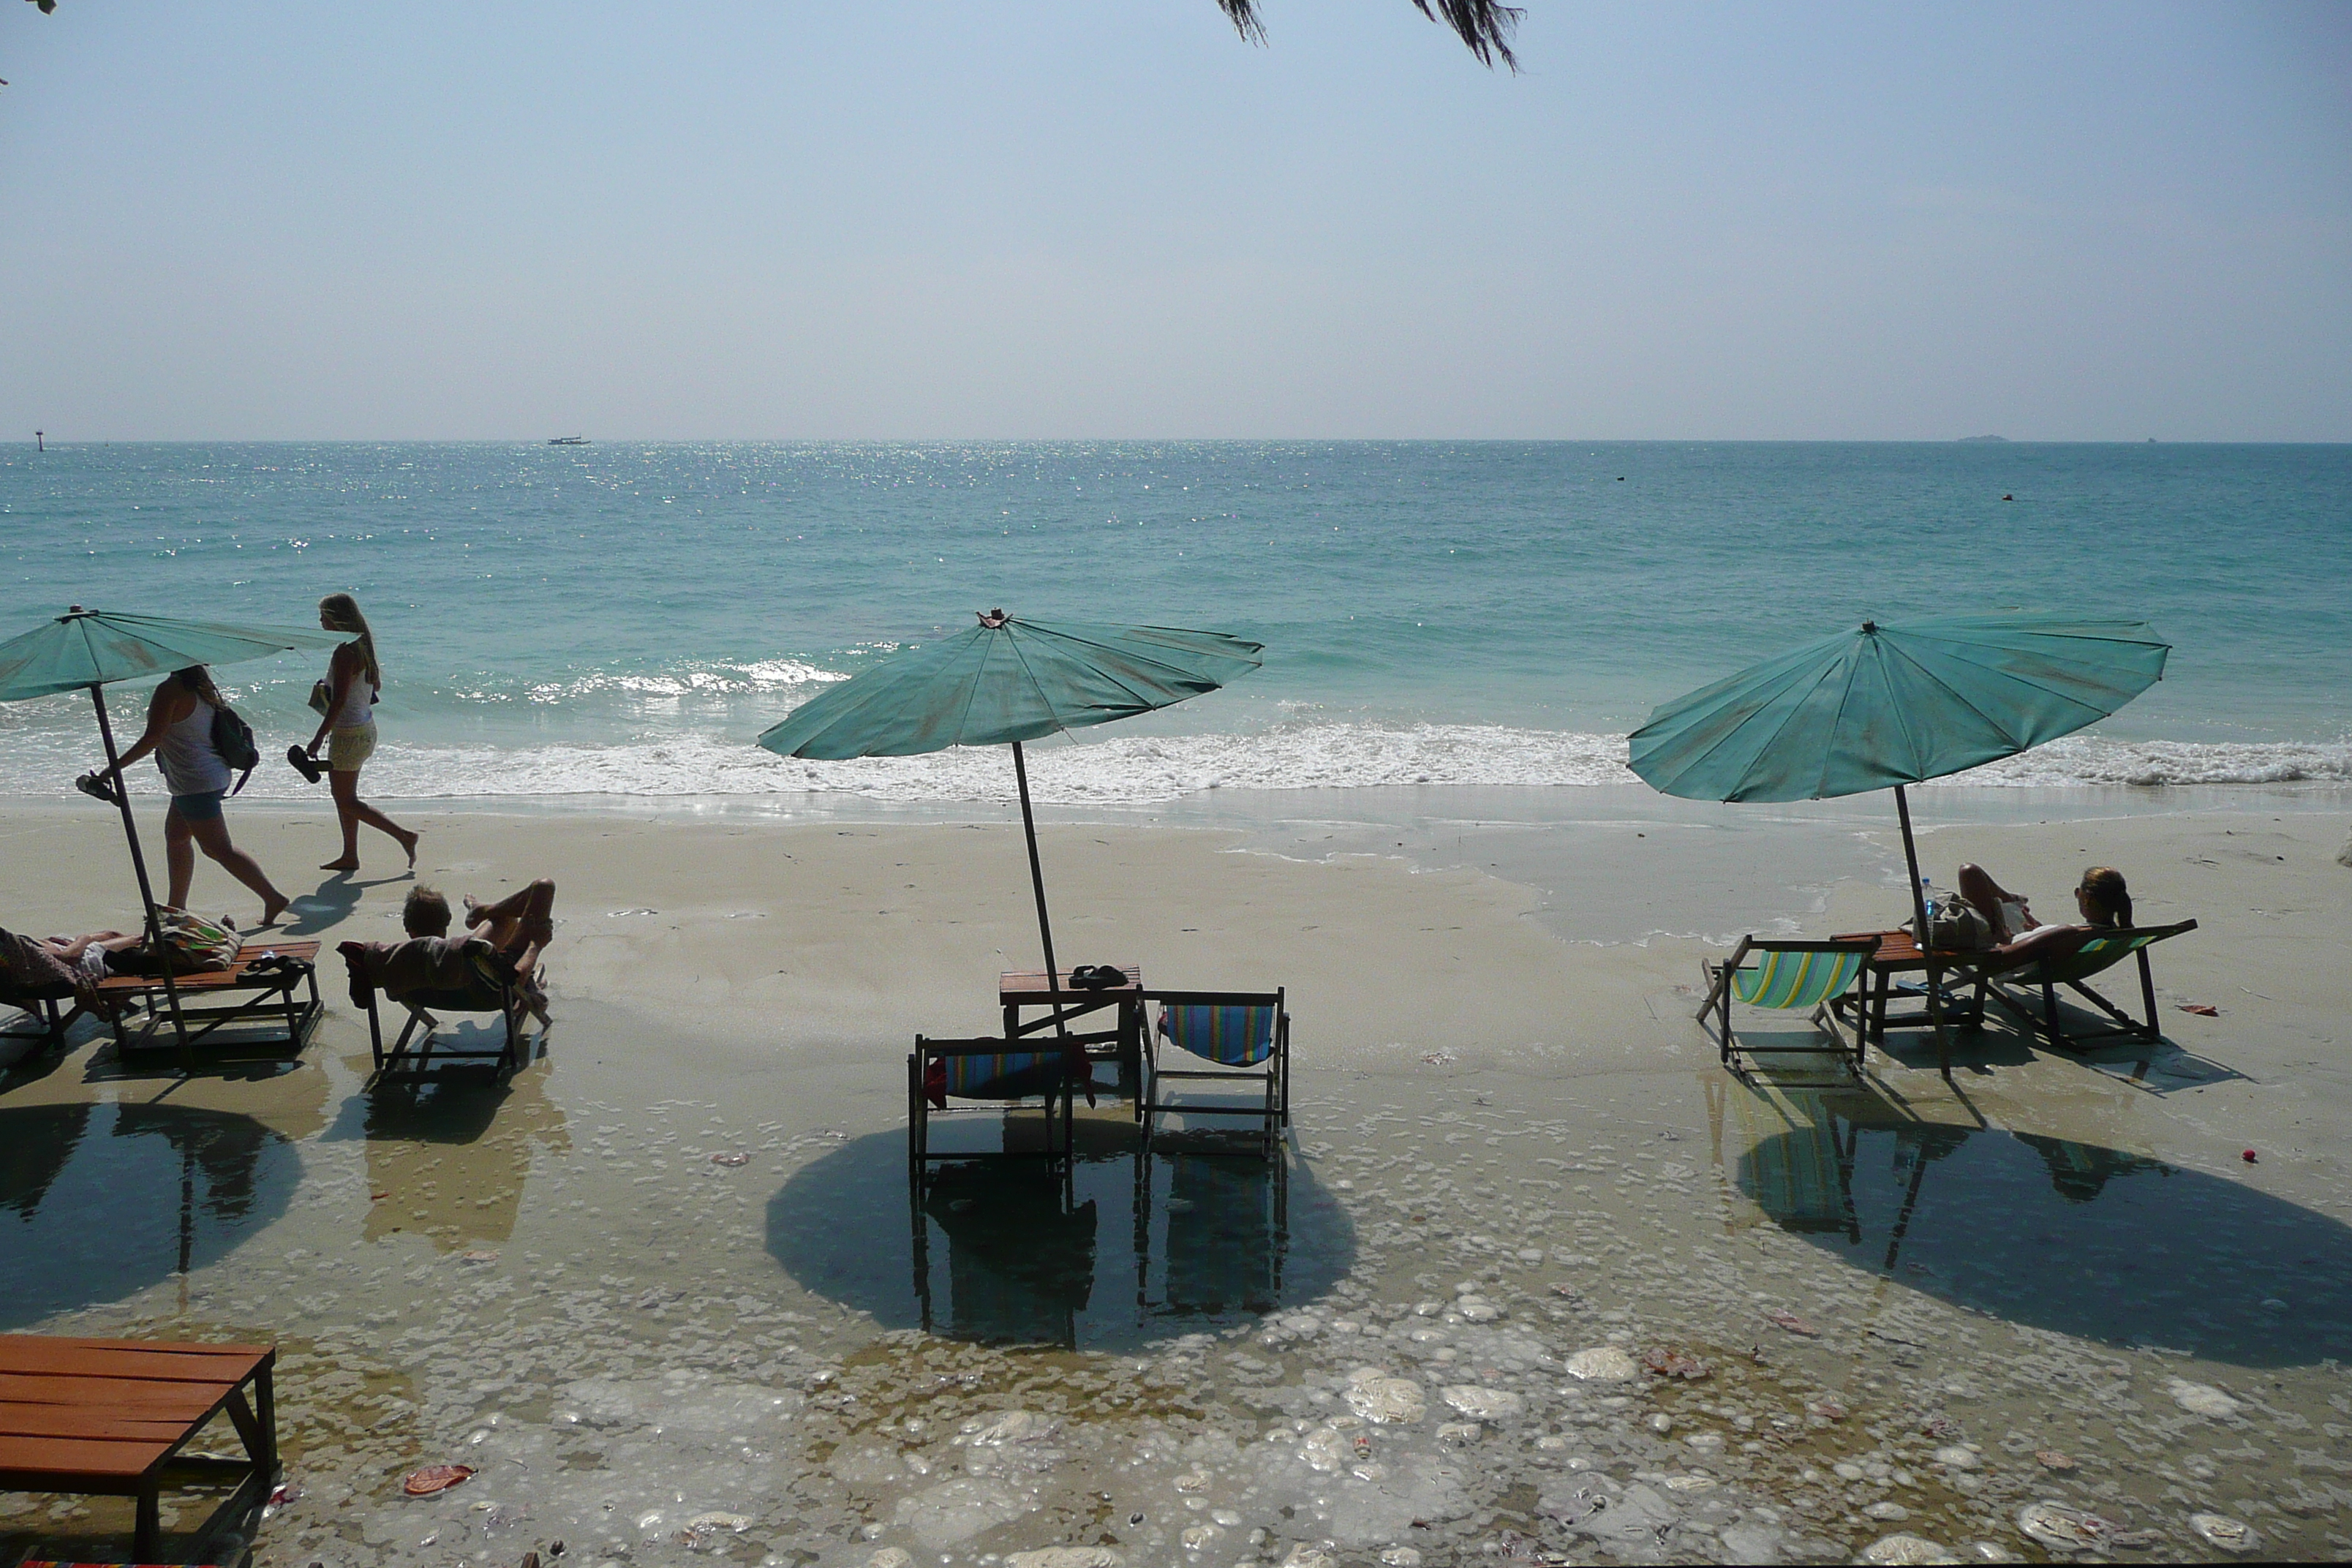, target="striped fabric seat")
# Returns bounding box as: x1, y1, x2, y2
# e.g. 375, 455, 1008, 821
2033, 930, 2158, 985
1158, 1004, 1279, 1067
941, 1049, 1064, 1100
1731, 948, 1866, 1011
